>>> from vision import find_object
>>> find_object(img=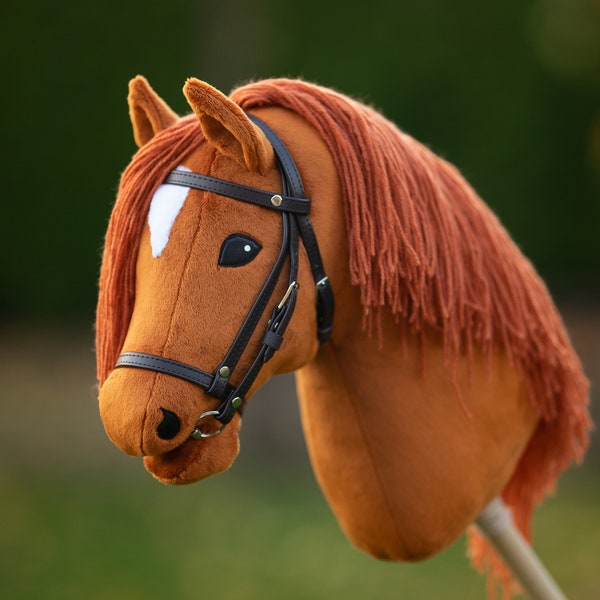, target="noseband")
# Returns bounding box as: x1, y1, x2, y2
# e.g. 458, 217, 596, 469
115, 115, 334, 438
